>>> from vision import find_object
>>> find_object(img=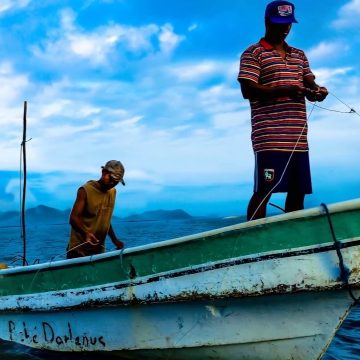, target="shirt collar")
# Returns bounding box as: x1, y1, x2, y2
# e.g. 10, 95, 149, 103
260, 38, 291, 52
